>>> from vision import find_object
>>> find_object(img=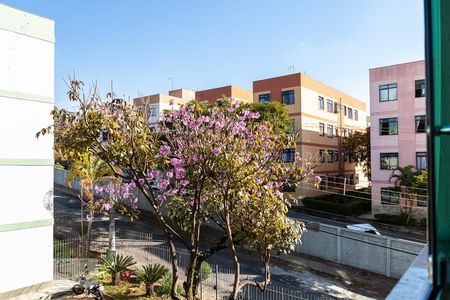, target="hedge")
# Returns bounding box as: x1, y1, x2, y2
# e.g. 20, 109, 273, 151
301, 194, 371, 216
